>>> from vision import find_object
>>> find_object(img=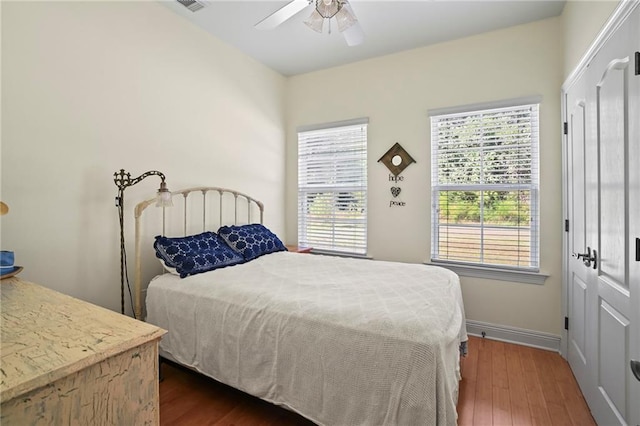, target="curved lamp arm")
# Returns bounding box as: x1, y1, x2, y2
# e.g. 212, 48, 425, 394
114, 169, 172, 207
